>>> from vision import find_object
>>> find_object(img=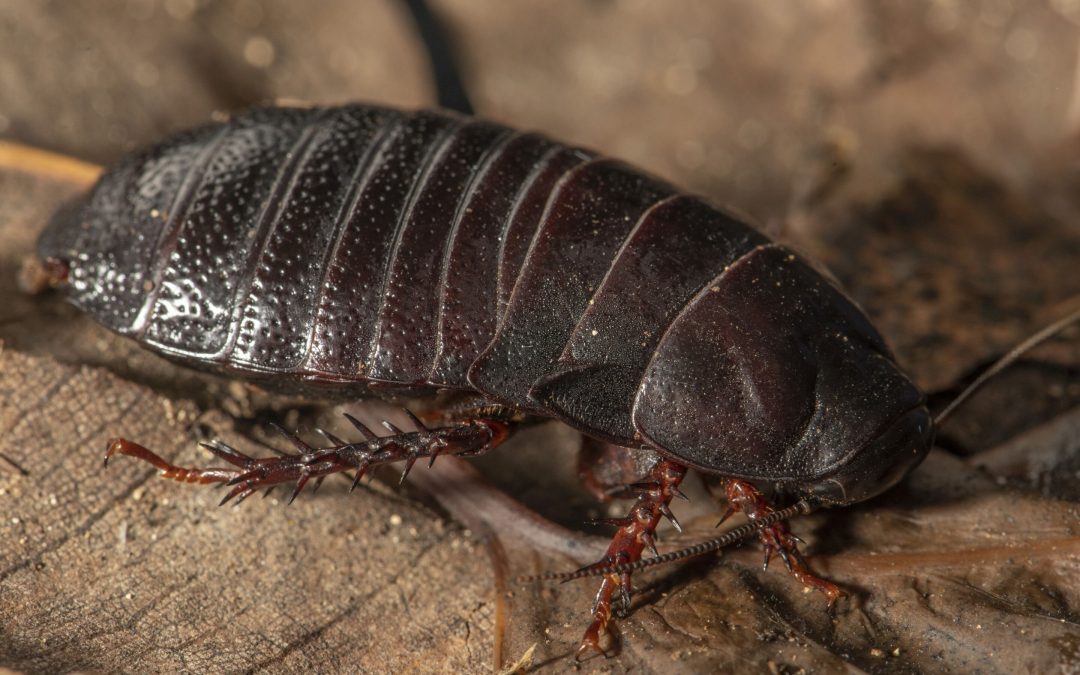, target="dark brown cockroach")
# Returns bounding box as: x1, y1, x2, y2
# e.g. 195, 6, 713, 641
37, 102, 936, 656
